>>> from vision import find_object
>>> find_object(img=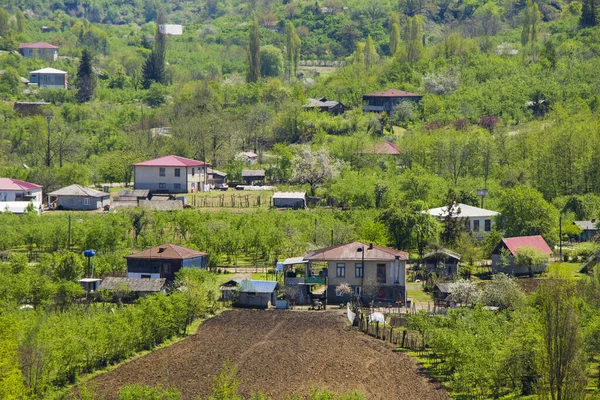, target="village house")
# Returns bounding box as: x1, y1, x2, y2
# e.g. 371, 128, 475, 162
0, 178, 43, 214
423, 248, 460, 278
242, 169, 265, 185
125, 243, 208, 281
362, 89, 423, 118
237, 151, 258, 164
304, 97, 345, 115
29, 67, 68, 89
19, 42, 59, 61
425, 203, 500, 238
573, 220, 598, 242
48, 184, 110, 210
303, 242, 408, 305
207, 168, 227, 187
491, 235, 553, 275
133, 155, 209, 194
